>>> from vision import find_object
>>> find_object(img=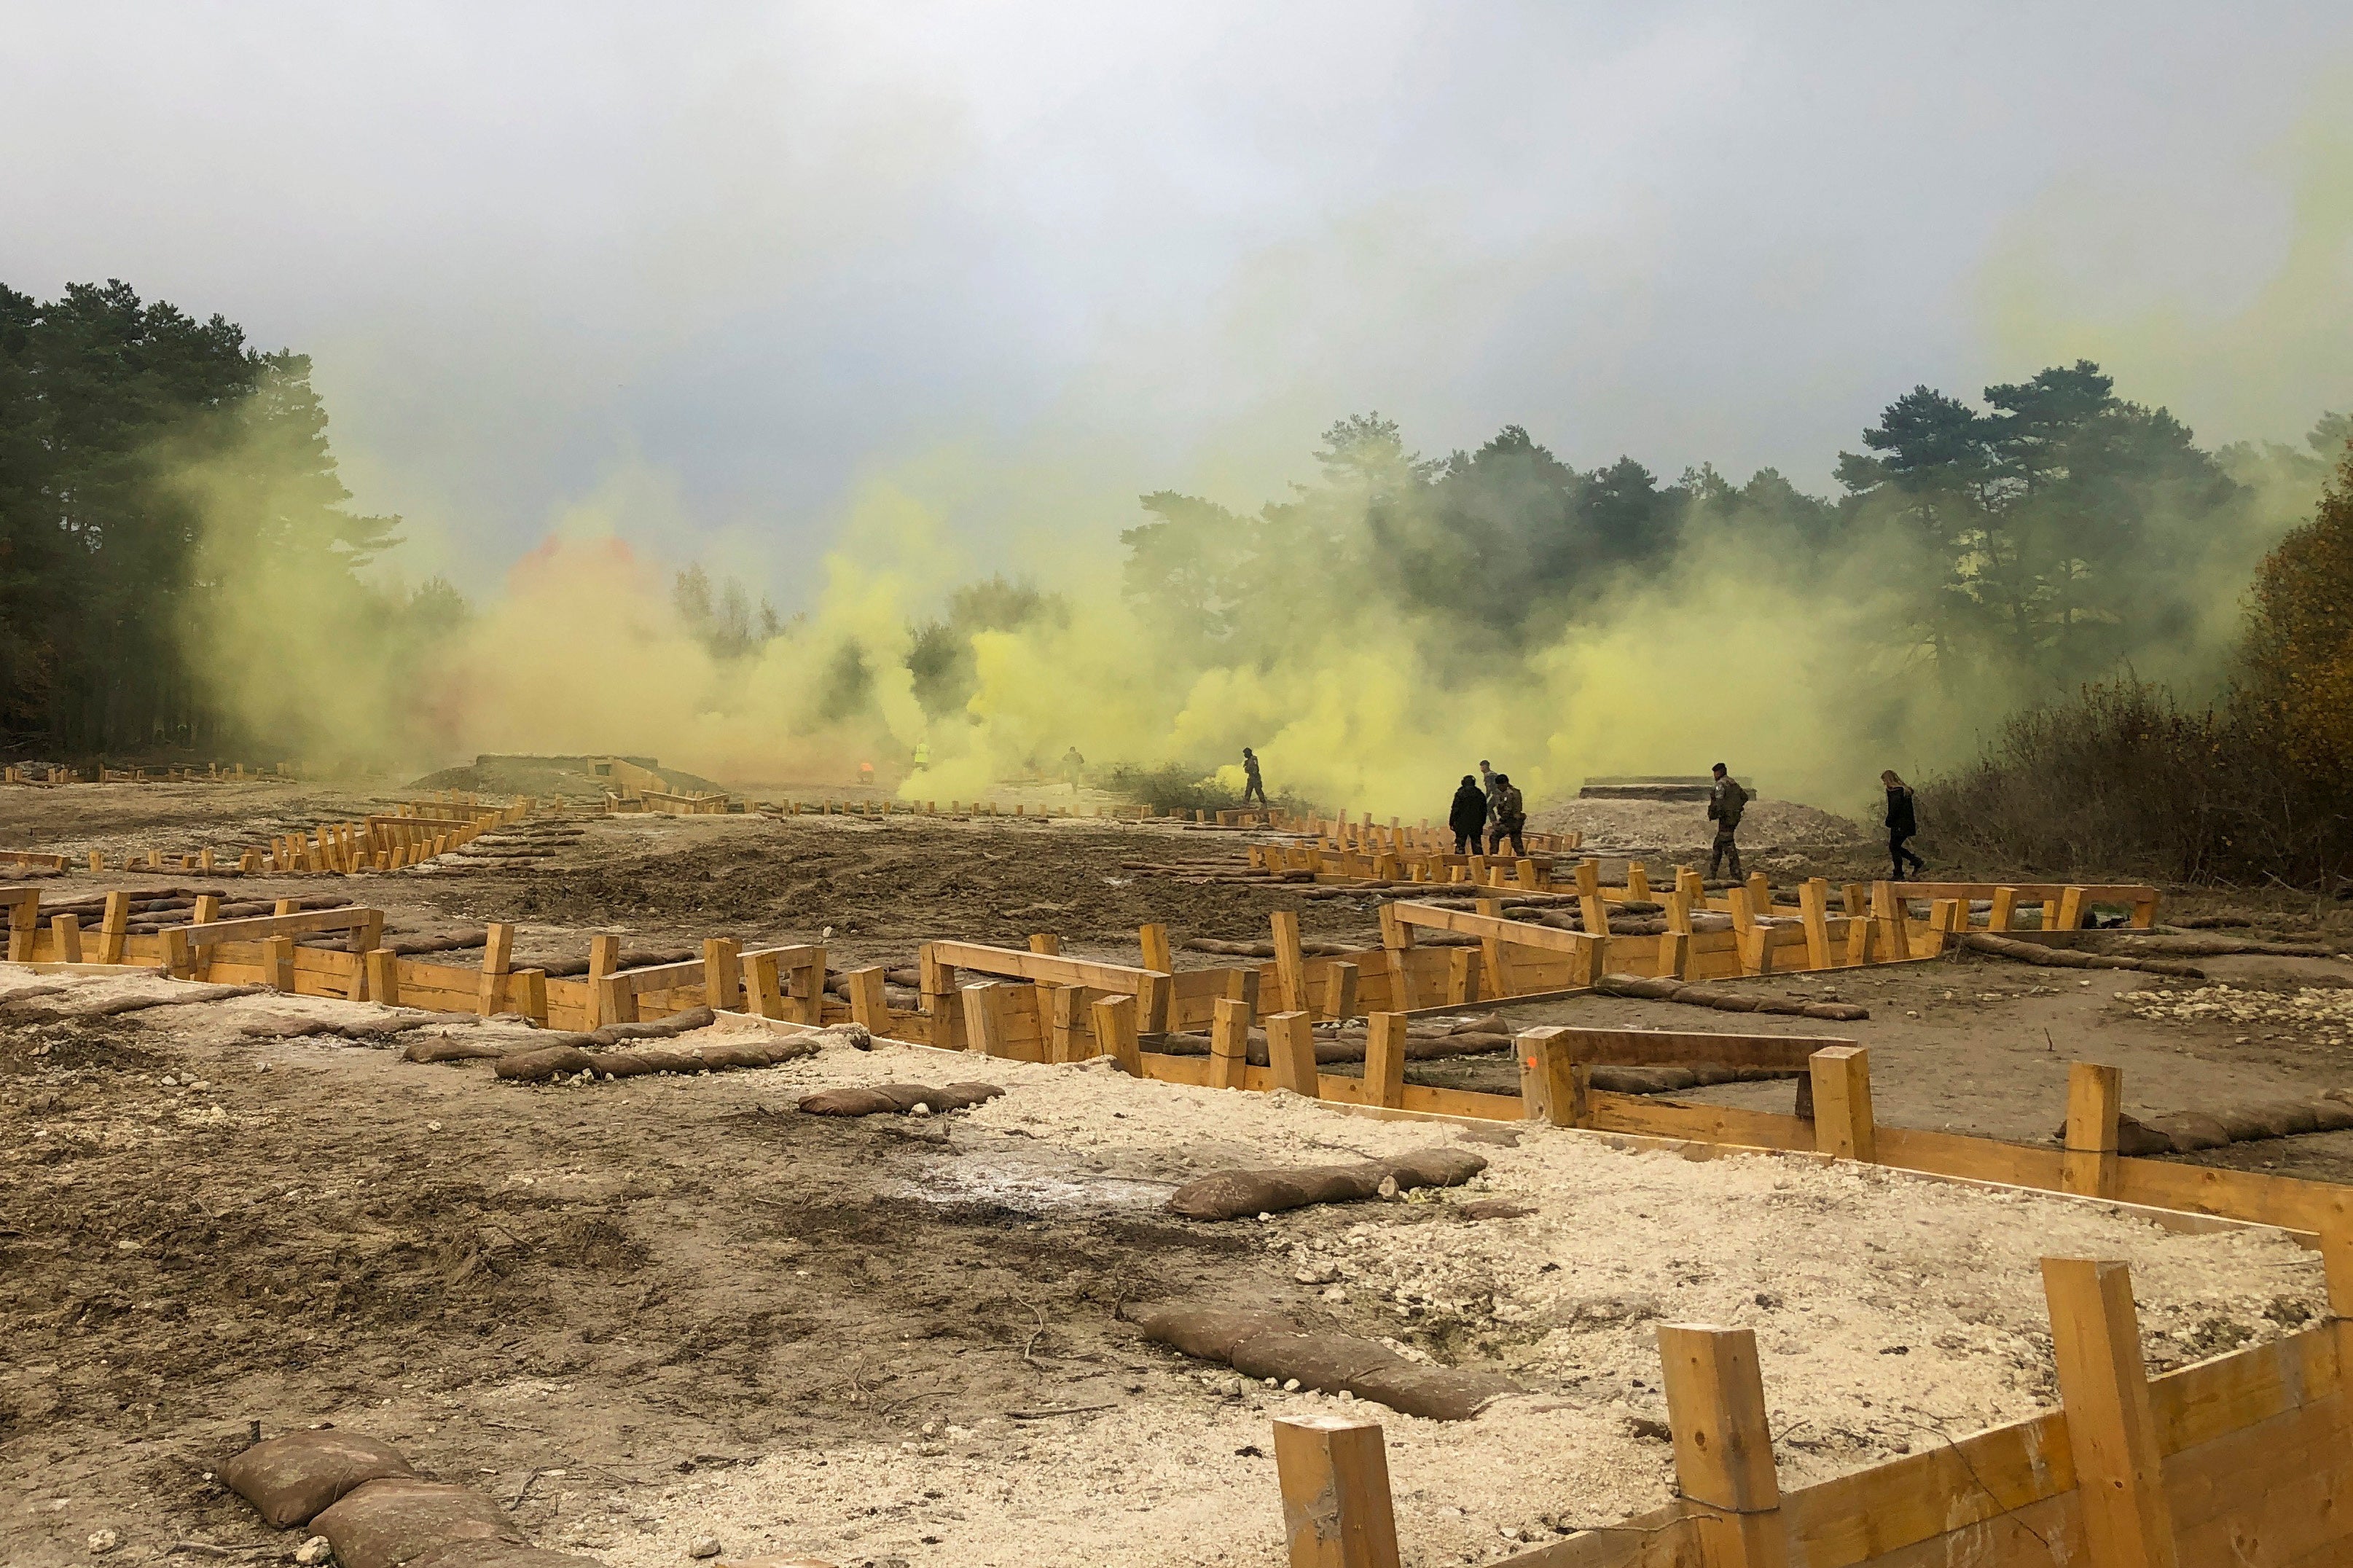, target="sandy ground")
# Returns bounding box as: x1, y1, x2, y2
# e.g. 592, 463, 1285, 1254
4, 779, 2353, 1565
0, 971, 2322, 1568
